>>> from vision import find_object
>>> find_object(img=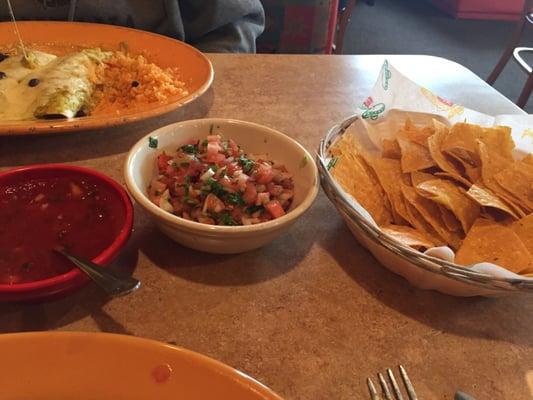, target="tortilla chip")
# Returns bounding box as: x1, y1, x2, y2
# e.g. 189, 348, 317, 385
416, 179, 480, 232
401, 184, 462, 250
403, 196, 446, 247
427, 122, 472, 187
441, 123, 514, 168
445, 152, 481, 183
399, 119, 434, 148
381, 224, 436, 250
330, 134, 392, 225
382, 139, 401, 159
440, 123, 482, 166
411, 171, 436, 187
489, 181, 529, 217
330, 131, 362, 157
493, 158, 533, 211
466, 184, 521, 220
456, 218, 533, 273
476, 125, 515, 162
439, 205, 462, 232
512, 214, 533, 258
398, 137, 437, 173
477, 139, 513, 189
434, 172, 471, 188
364, 155, 411, 225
